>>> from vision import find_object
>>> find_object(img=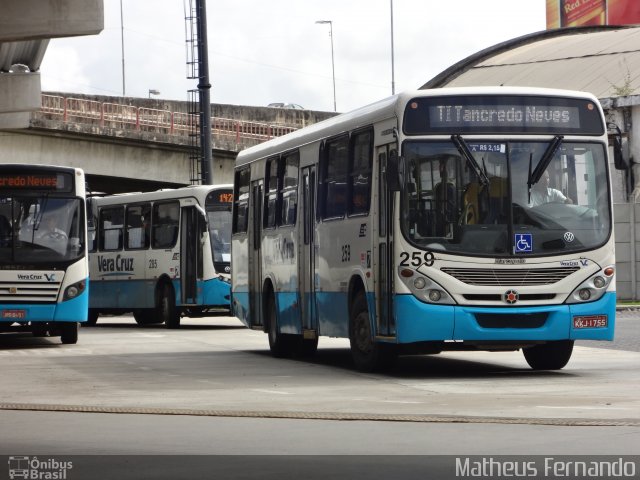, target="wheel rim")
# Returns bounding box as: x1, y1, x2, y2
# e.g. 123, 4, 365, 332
353, 311, 372, 354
